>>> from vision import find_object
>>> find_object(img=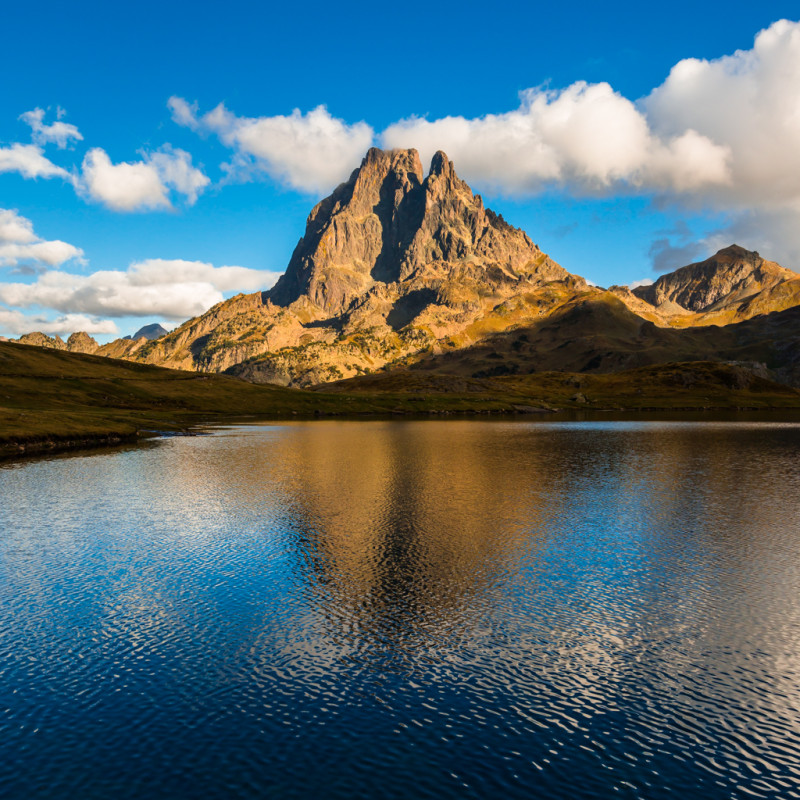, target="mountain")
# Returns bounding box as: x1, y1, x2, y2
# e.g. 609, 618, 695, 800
609, 245, 800, 327
15, 324, 167, 358
124, 148, 583, 385
9, 148, 800, 388
124, 323, 168, 341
